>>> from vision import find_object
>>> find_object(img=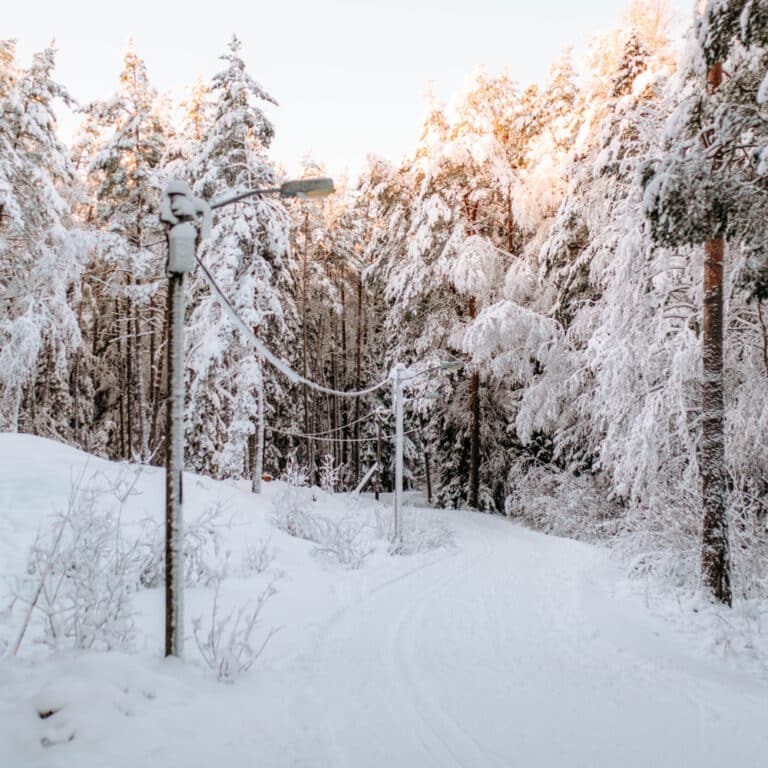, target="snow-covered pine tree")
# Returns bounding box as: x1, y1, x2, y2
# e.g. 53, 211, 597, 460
464, 3, 694, 545
80, 43, 171, 461
612, 32, 650, 97
0, 43, 86, 438
185, 36, 290, 481
641, 0, 768, 603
